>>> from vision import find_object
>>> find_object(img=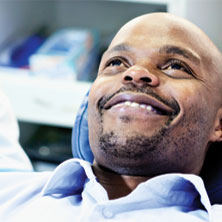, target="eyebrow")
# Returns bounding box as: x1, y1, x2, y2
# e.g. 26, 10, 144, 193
106, 43, 200, 64
159, 45, 200, 64
107, 43, 132, 53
